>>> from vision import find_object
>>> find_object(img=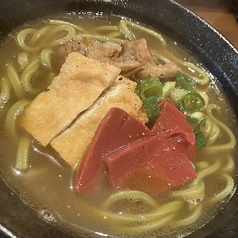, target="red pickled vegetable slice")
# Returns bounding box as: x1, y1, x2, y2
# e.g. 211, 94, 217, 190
151, 99, 196, 160
151, 98, 193, 135
74, 107, 151, 193
102, 132, 197, 197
